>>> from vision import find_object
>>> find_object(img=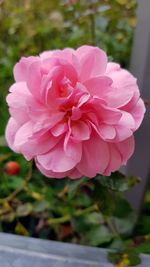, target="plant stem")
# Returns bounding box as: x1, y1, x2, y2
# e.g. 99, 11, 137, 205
48, 214, 71, 225
105, 216, 121, 239
48, 204, 98, 225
